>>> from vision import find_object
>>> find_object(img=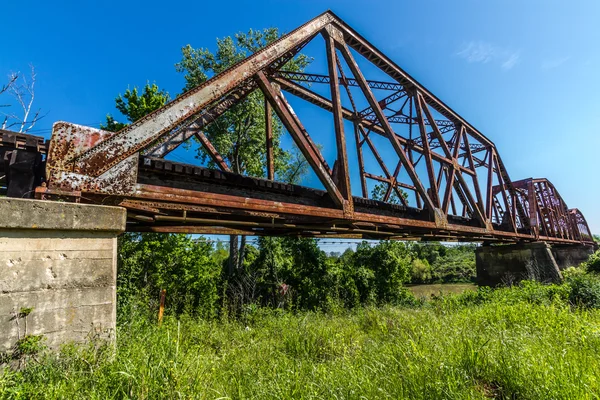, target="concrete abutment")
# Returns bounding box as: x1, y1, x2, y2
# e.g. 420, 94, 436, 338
0, 198, 126, 352
476, 242, 595, 287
